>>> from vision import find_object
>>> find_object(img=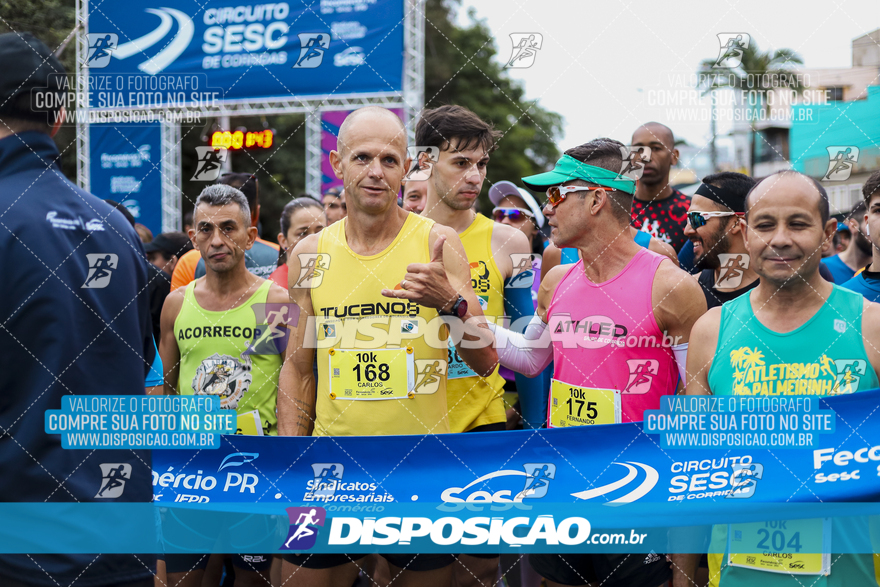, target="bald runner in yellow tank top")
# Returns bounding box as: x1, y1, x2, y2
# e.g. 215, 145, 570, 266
447, 214, 507, 431
311, 214, 451, 436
